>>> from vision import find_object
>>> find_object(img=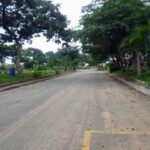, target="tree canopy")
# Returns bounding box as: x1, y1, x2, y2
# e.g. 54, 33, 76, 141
0, 44, 15, 63
0, 0, 68, 44
77, 0, 150, 74
0, 0, 69, 74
